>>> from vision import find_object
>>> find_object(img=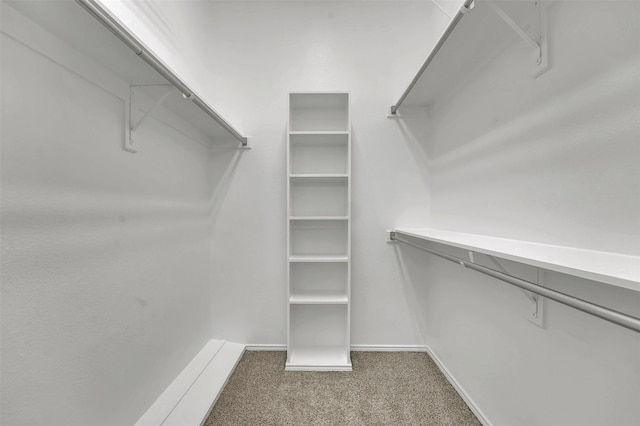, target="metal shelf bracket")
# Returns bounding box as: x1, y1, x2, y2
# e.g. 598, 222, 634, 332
486, 0, 550, 77
125, 84, 174, 153
484, 254, 545, 328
